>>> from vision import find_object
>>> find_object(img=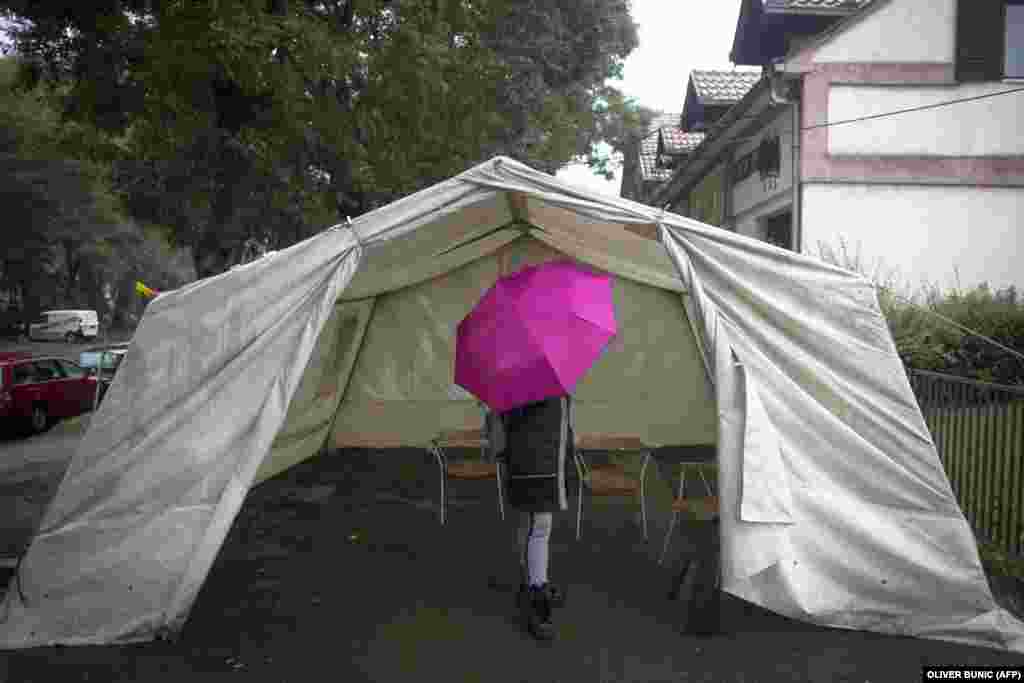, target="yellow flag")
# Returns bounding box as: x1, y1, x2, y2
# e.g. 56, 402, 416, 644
135, 281, 159, 298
